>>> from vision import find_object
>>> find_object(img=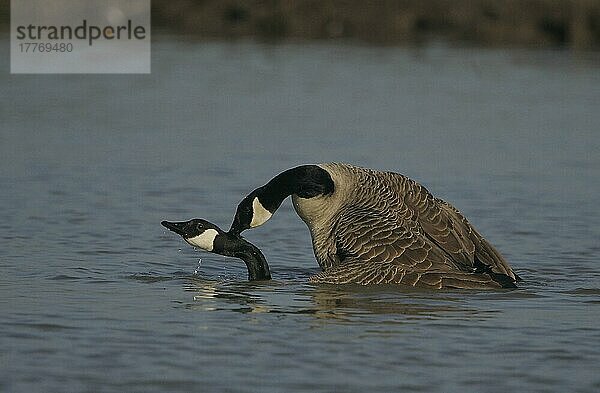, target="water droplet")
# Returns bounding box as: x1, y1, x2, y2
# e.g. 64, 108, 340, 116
193, 259, 202, 276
